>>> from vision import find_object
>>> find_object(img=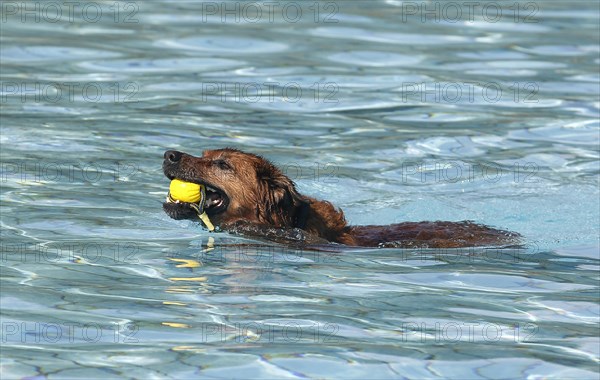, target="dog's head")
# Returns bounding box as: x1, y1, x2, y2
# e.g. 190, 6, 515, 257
162, 148, 309, 229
